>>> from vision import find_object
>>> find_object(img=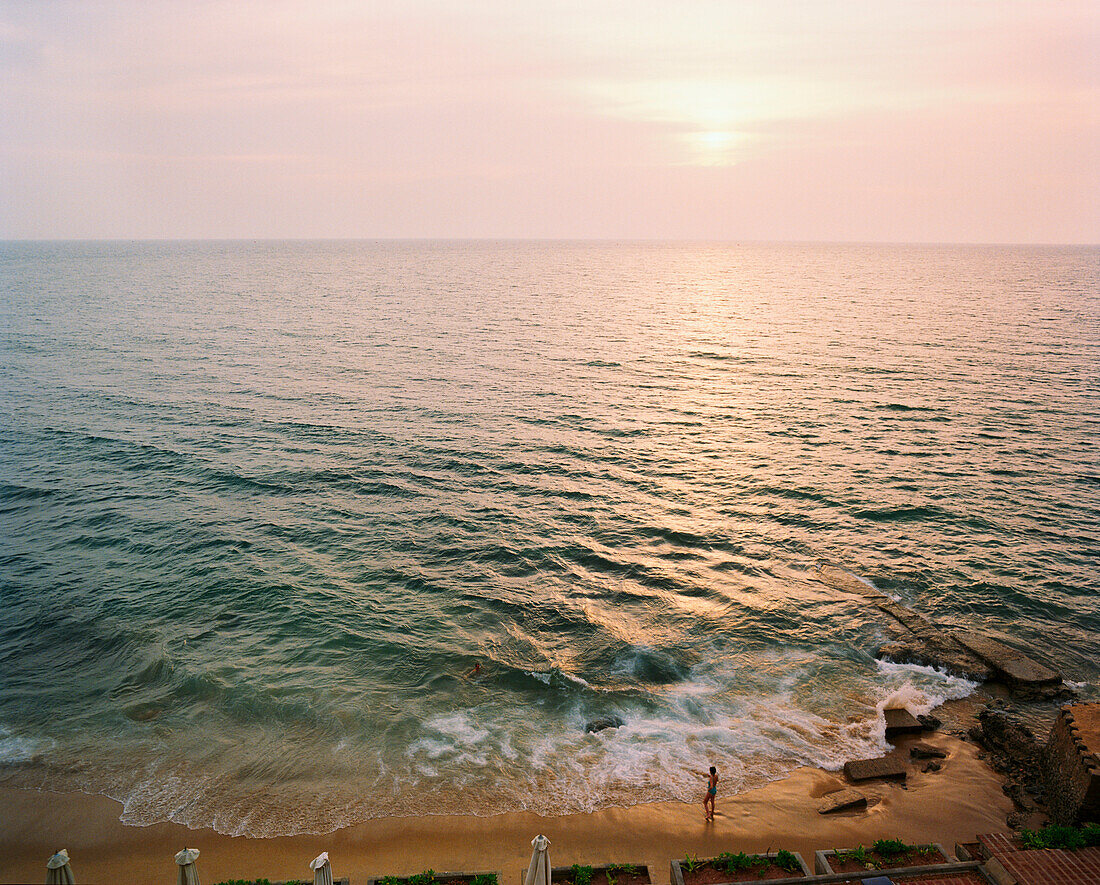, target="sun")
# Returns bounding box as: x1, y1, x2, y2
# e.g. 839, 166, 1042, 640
685, 130, 743, 166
